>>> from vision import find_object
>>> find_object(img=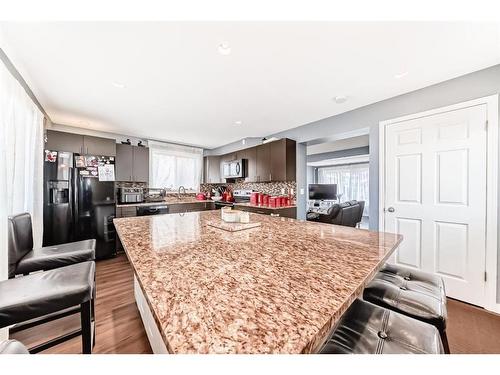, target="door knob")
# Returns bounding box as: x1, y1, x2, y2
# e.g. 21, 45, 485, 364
387, 207, 395, 213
